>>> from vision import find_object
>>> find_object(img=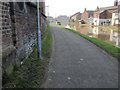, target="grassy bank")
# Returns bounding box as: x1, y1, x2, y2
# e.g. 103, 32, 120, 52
3, 23, 52, 88
42, 23, 52, 58
59, 25, 120, 60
